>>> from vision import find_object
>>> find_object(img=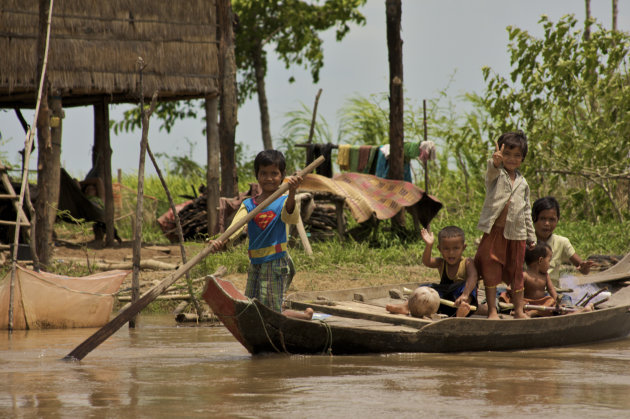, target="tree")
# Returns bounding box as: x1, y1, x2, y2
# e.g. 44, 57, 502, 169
479, 15, 630, 221
233, 0, 367, 150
